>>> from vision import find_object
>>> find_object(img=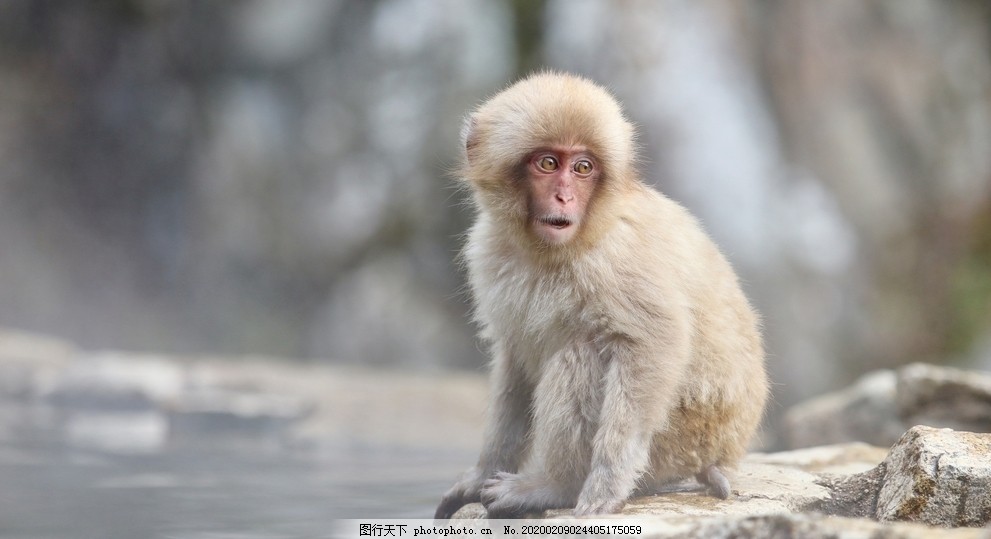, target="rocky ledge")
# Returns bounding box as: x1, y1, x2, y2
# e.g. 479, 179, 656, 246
451, 364, 991, 538
452, 426, 991, 537
784, 362, 991, 449
0, 328, 489, 454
